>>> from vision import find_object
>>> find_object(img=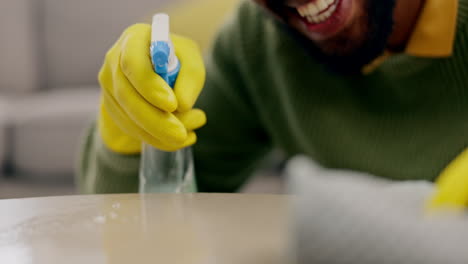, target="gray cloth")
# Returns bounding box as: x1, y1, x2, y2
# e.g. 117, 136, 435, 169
286, 156, 468, 264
